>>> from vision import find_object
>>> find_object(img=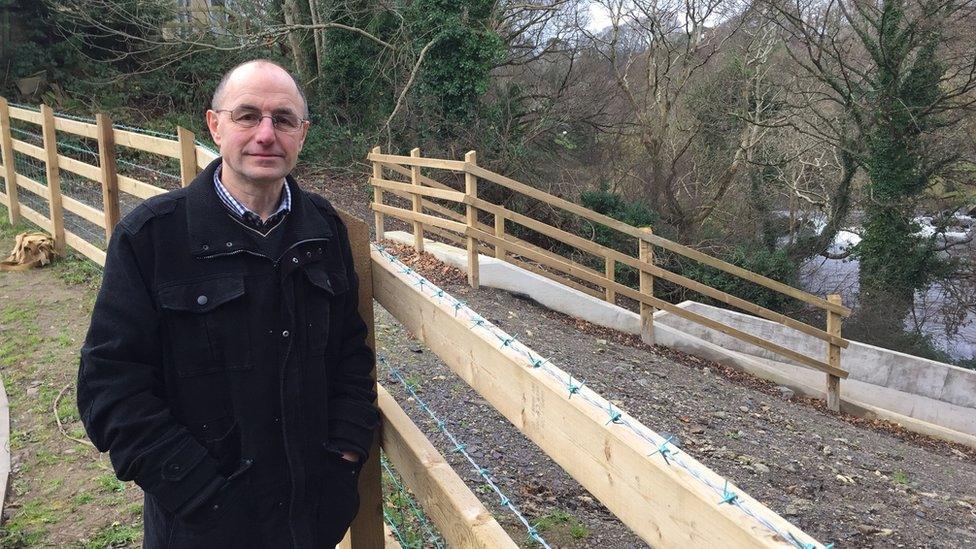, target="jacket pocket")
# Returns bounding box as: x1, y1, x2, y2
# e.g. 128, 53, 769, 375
194, 414, 242, 476
158, 275, 253, 376
303, 267, 349, 354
